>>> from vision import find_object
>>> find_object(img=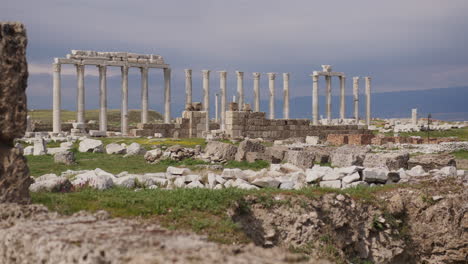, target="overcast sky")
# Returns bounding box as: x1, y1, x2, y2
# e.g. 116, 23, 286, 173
3, 0, 468, 115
